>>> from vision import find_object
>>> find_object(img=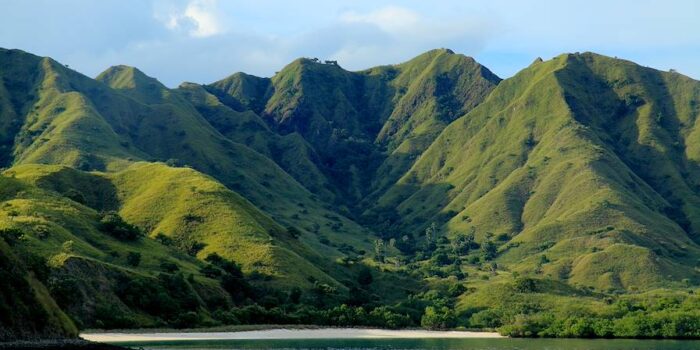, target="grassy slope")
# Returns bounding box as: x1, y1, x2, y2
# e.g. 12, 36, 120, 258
0, 48, 377, 289
0, 50, 139, 171
2, 165, 223, 326
95, 63, 375, 266
0, 50, 370, 264
210, 57, 385, 204
0, 237, 77, 341
6, 161, 349, 289
376, 53, 700, 290
110, 162, 340, 288
206, 72, 272, 114
367, 50, 500, 198
0, 50, 389, 328
177, 82, 334, 201
206, 49, 499, 207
